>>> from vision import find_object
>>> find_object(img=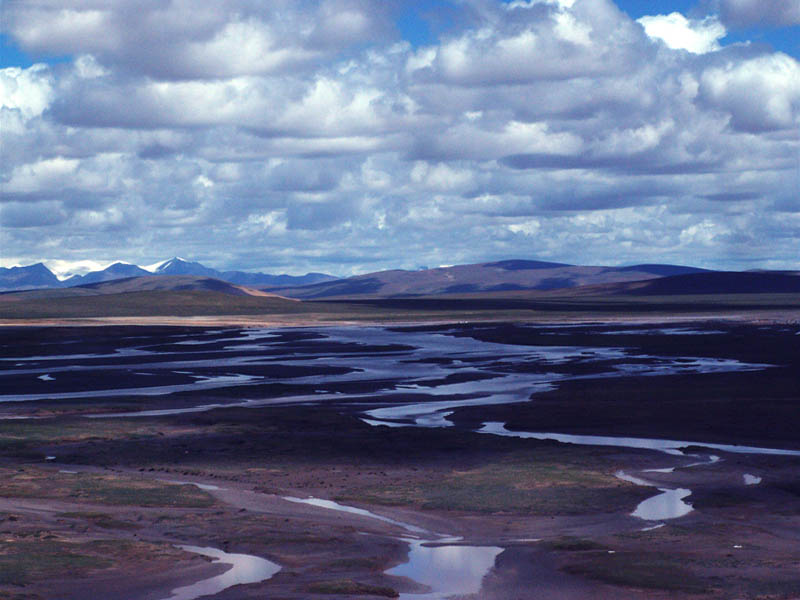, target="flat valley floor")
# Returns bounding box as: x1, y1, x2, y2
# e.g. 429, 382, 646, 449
0, 320, 799, 599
